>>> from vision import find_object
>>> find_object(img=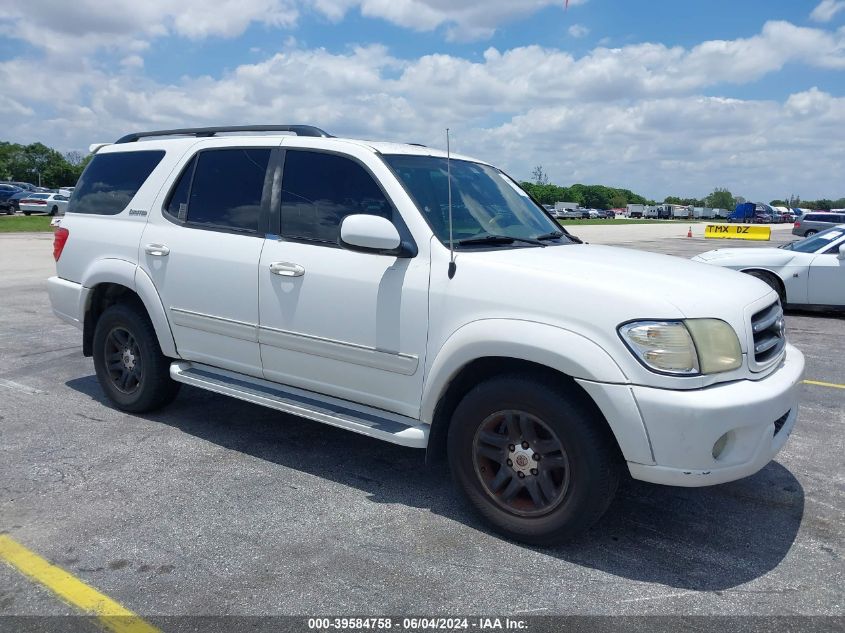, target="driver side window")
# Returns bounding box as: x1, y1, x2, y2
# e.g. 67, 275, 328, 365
280, 150, 393, 245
